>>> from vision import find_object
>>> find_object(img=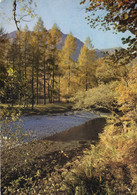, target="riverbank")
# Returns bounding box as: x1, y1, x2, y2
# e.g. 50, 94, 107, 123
2, 139, 90, 194
1, 117, 106, 194
0, 102, 73, 116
